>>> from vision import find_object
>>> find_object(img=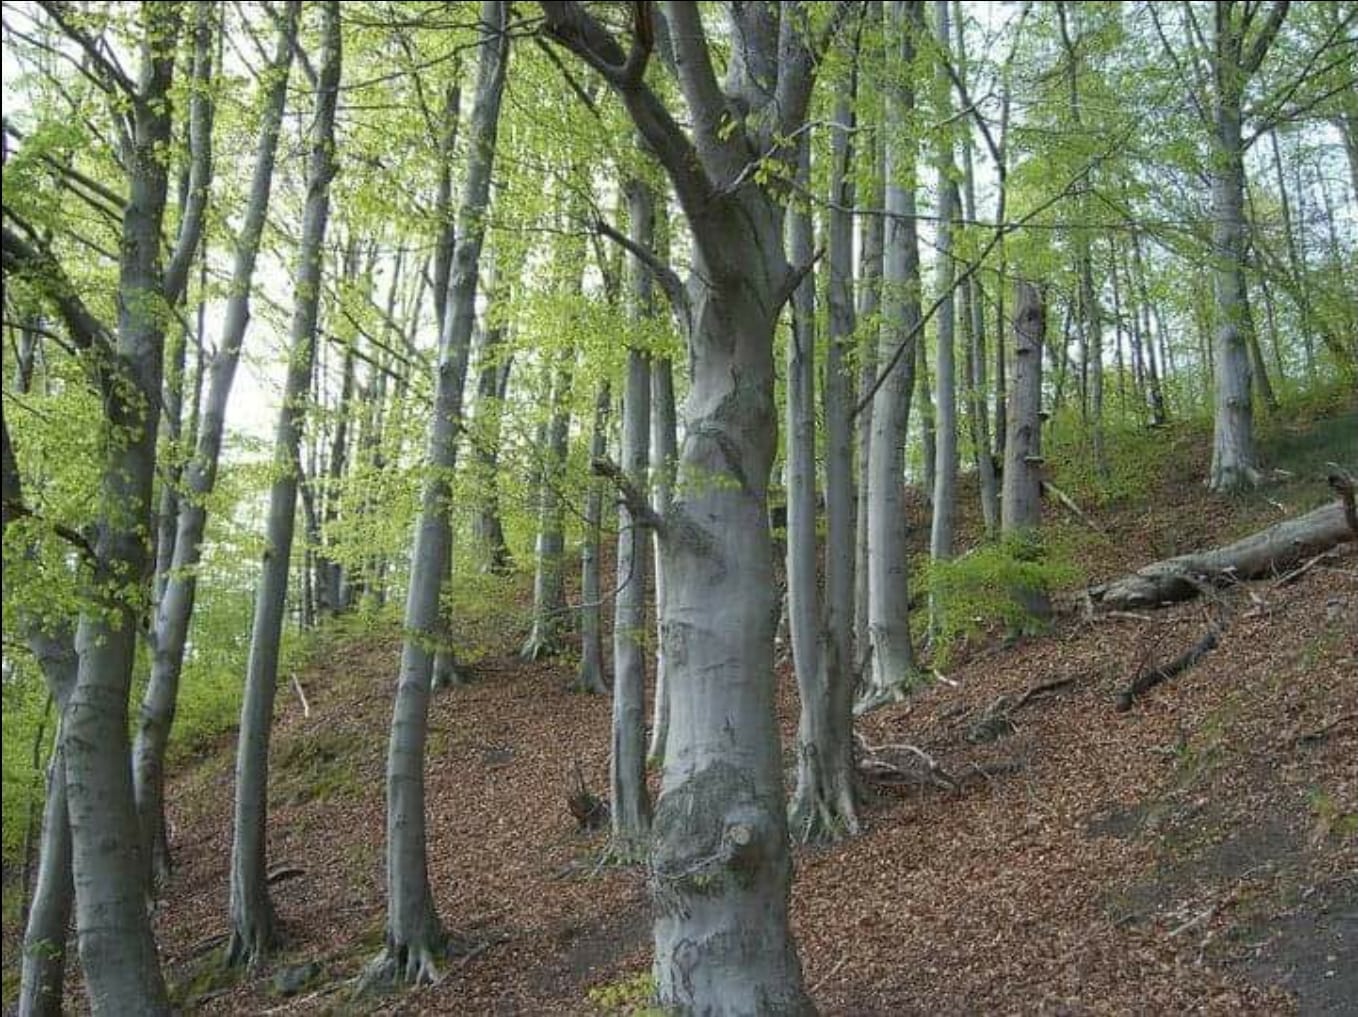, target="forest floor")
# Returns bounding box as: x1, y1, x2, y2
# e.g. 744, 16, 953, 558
5, 401, 1357, 1016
